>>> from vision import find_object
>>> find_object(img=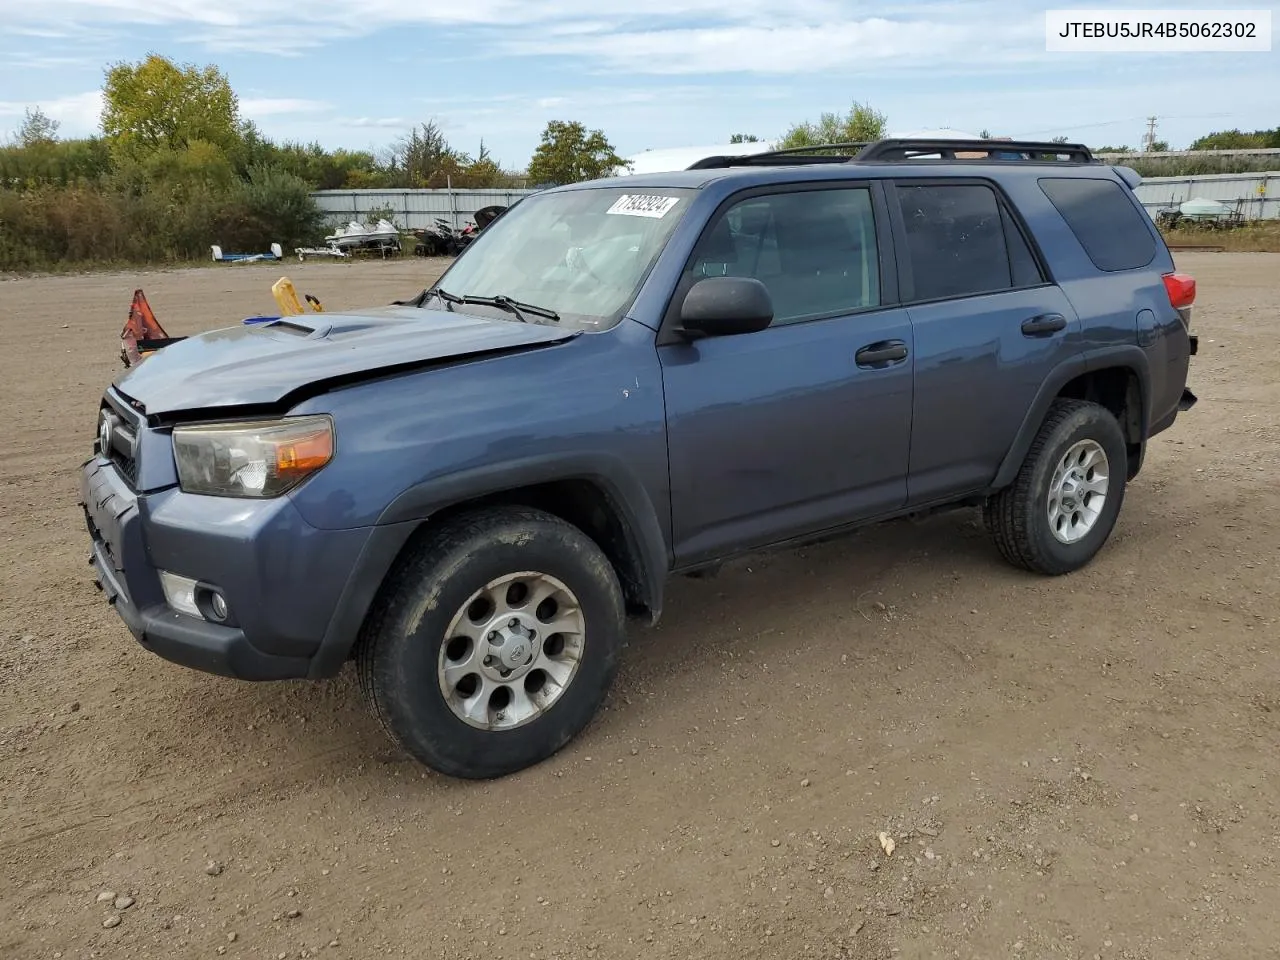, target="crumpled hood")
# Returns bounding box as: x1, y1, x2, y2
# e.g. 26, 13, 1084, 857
114, 304, 579, 416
